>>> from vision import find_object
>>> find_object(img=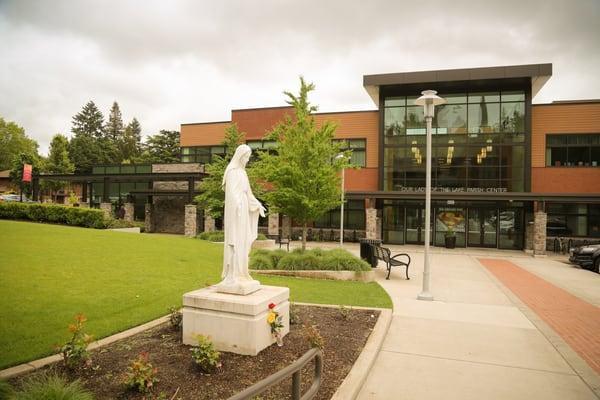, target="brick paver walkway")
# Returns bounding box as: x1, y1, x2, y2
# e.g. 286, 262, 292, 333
479, 258, 600, 376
